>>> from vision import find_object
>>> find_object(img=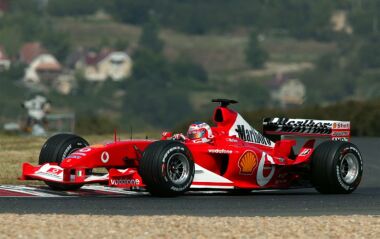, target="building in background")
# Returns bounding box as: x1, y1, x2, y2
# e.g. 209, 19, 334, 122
20, 42, 62, 84
269, 73, 306, 108
0, 46, 11, 71
23, 54, 62, 84
79, 49, 132, 82
19, 42, 47, 65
